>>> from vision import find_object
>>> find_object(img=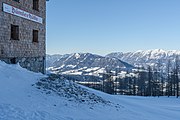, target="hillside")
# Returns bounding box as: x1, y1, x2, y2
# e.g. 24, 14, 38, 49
0, 61, 180, 120
46, 53, 133, 76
